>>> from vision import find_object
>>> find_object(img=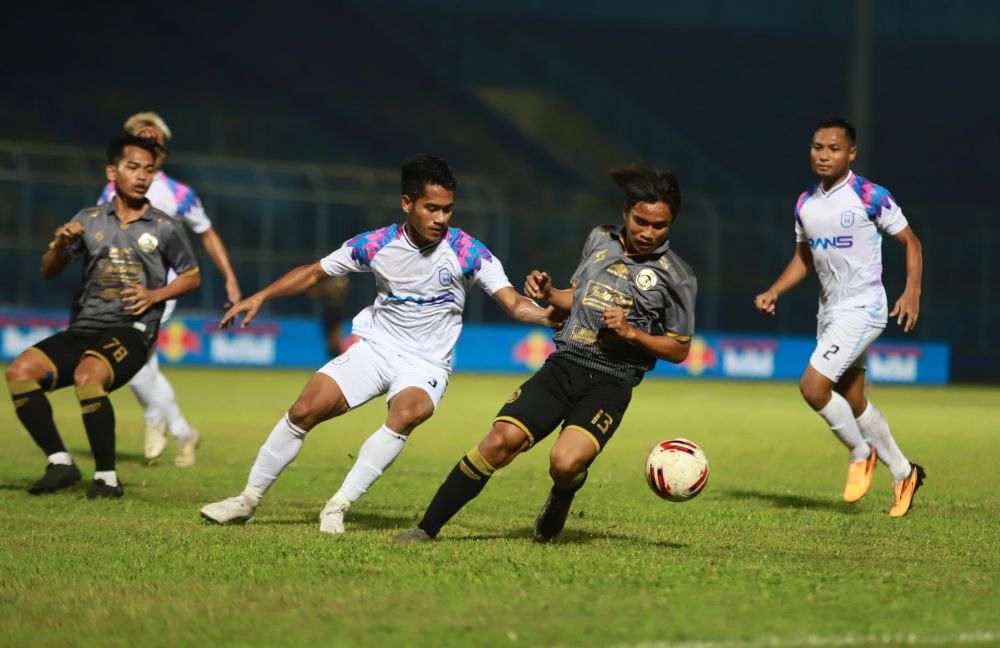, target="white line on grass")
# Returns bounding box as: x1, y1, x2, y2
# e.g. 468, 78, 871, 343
607, 630, 998, 648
